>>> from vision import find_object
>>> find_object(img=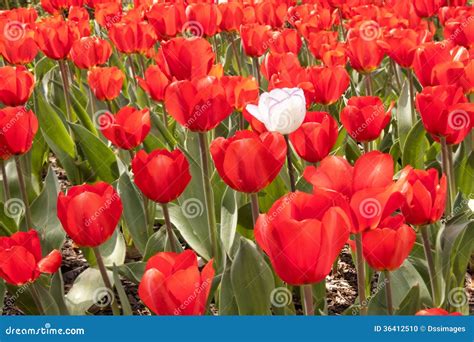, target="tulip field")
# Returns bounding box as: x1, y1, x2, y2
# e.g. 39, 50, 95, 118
0, 0, 472, 318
